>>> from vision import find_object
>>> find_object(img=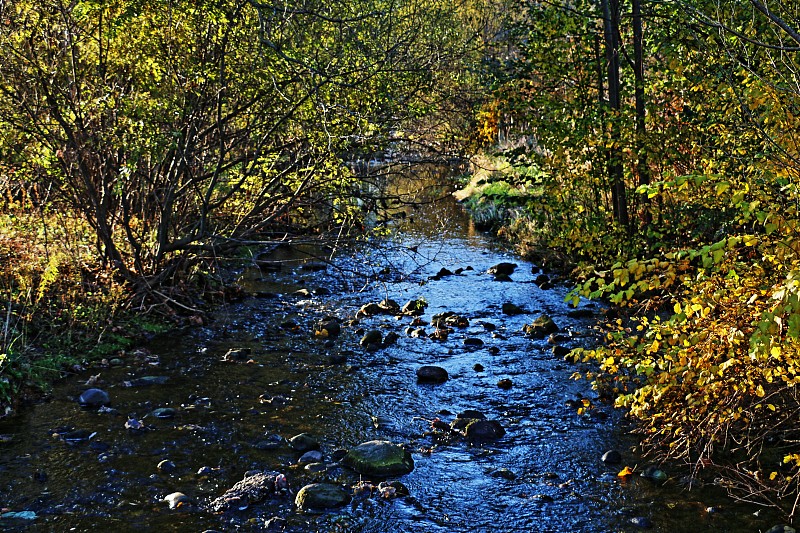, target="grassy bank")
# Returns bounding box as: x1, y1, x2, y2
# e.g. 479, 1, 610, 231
0, 206, 178, 416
